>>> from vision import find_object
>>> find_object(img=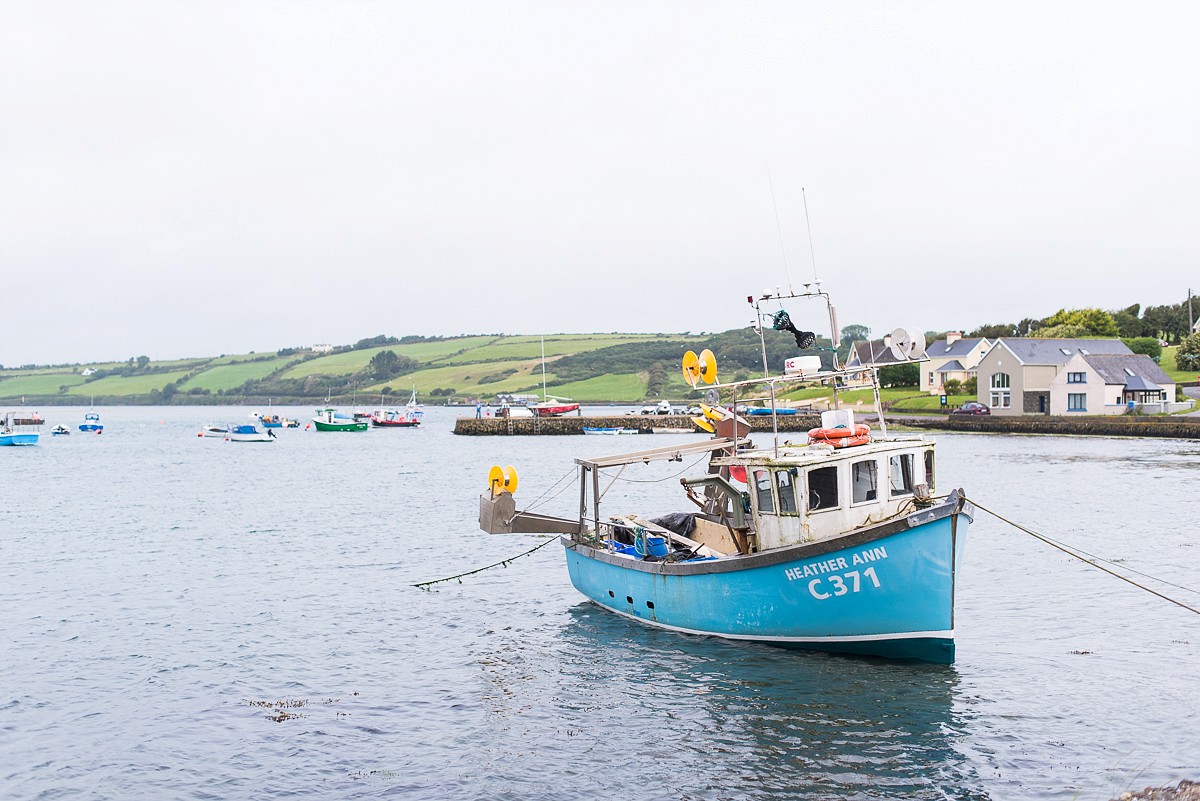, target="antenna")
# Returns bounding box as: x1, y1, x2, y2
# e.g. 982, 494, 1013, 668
765, 159, 794, 295
802, 187, 818, 283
